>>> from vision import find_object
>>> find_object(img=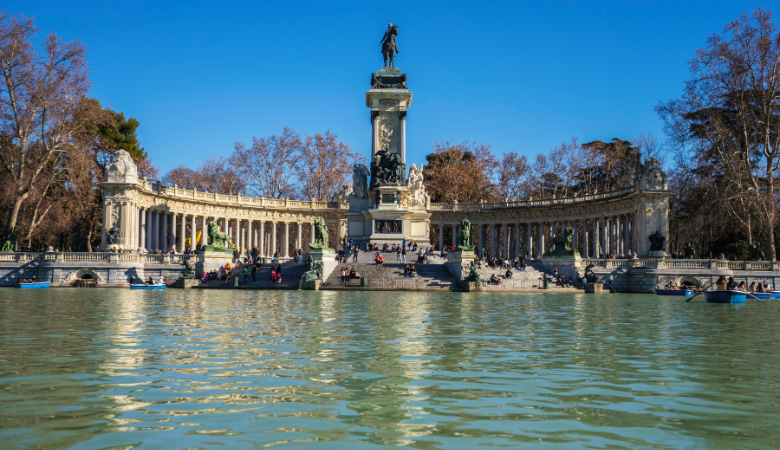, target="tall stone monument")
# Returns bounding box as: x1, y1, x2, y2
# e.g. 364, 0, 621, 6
345, 40, 430, 247
346, 62, 430, 245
